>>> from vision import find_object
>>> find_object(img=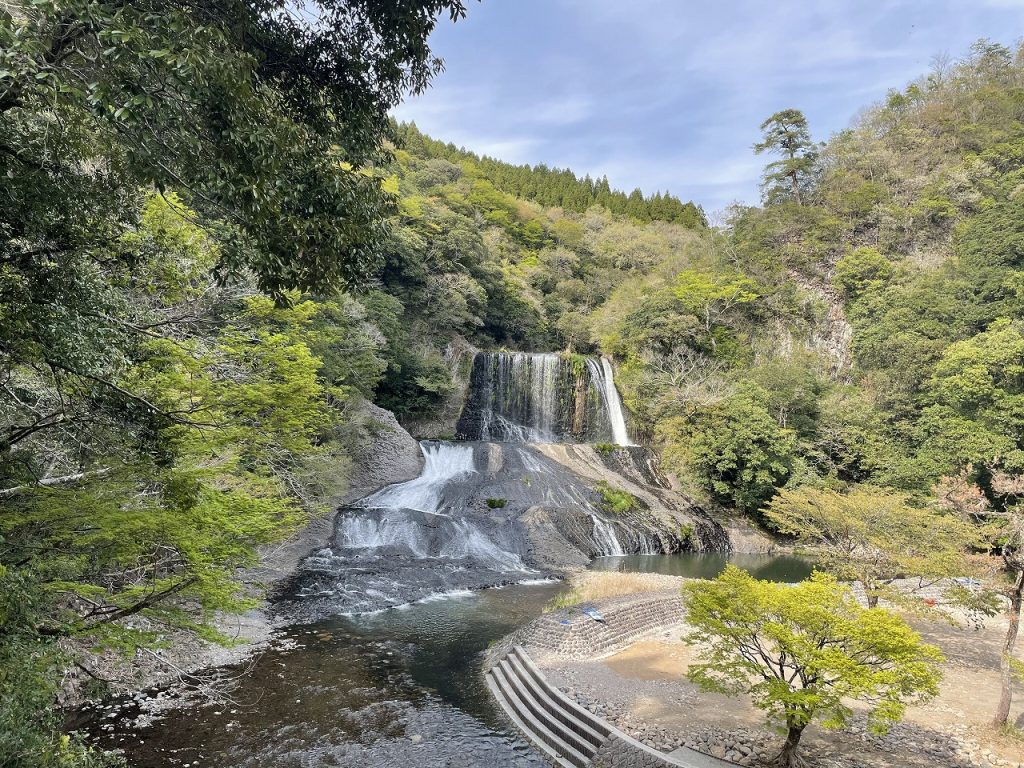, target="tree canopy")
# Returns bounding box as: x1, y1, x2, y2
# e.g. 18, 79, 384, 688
684, 567, 944, 768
